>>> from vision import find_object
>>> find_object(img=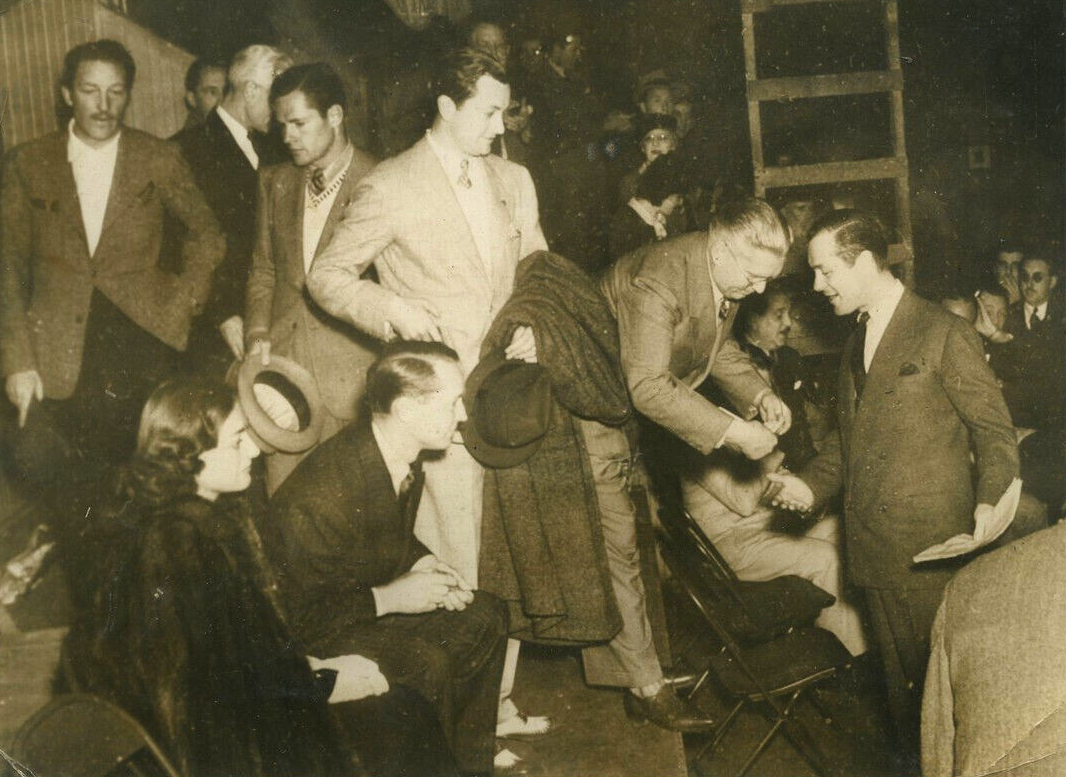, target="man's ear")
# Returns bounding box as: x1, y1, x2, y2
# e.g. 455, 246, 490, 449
61, 86, 73, 108
1050, 275, 1059, 291
185, 90, 197, 112
327, 104, 344, 130
437, 94, 457, 121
